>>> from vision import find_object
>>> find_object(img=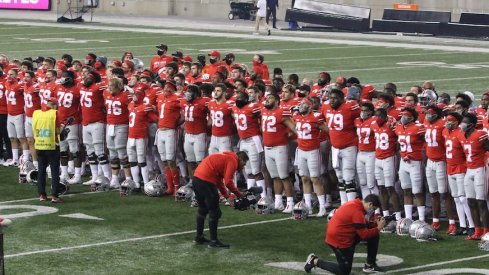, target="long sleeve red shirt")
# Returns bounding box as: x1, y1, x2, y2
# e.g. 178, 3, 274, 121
325, 199, 379, 248
193, 151, 242, 198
